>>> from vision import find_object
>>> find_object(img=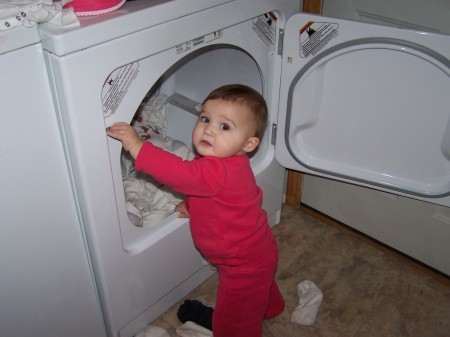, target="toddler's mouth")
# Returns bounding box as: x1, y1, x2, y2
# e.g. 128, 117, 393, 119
199, 140, 212, 147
